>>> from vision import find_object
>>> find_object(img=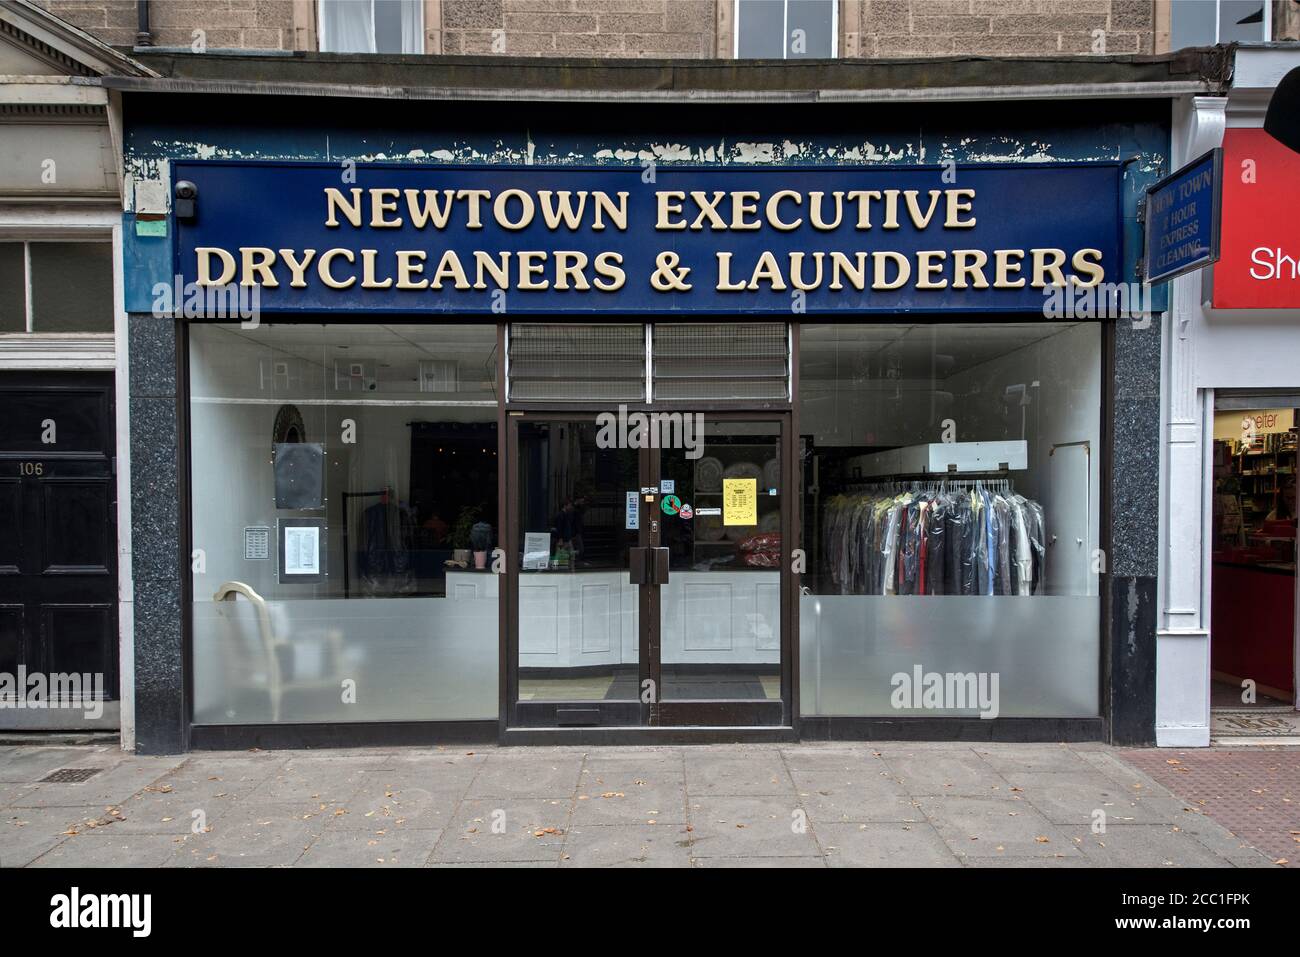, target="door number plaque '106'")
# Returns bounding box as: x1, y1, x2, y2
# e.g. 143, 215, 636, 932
18, 462, 43, 476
